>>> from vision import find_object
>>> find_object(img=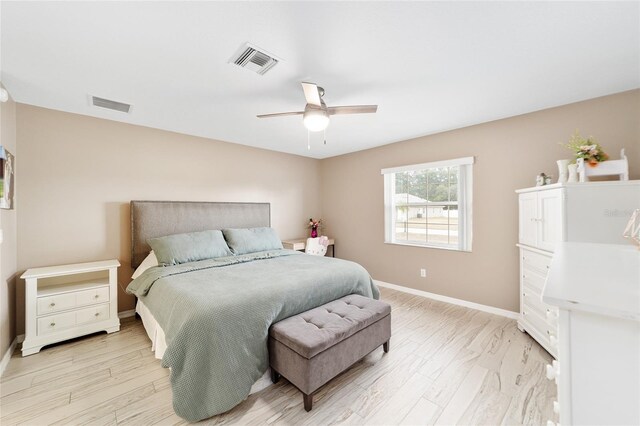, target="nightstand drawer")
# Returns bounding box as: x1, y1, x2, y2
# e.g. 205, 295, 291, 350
37, 293, 76, 315
76, 304, 110, 325
76, 286, 109, 307
37, 311, 76, 335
